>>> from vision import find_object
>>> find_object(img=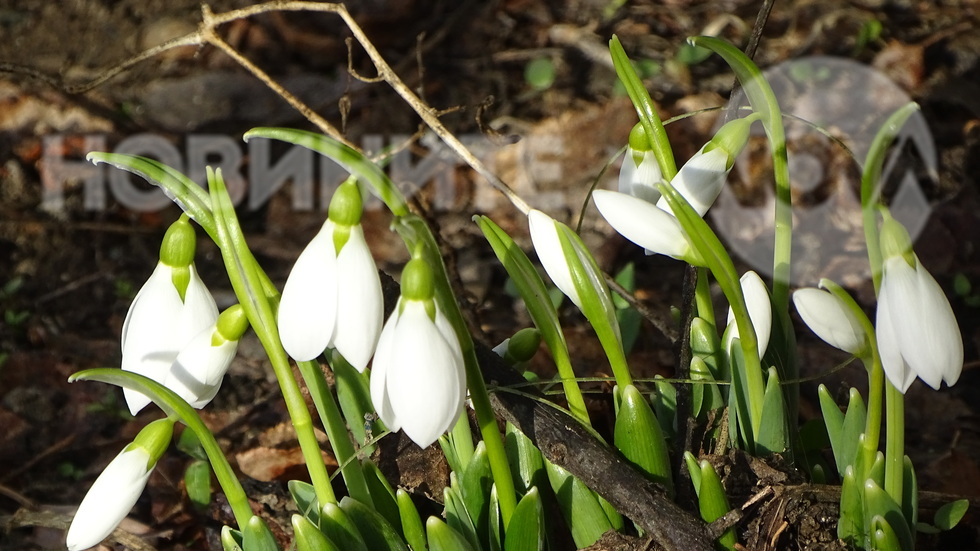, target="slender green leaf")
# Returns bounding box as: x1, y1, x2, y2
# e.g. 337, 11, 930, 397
321, 502, 369, 551
864, 478, 914, 551
396, 489, 427, 551
504, 422, 547, 497
902, 456, 918, 532
332, 352, 381, 456
86, 152, 216, 239
293, 514, 342, 551
757, 368, 787, 455
477, 215, 589, 424
841, 389, 867, 472
339, 497, 410, 551
817, 385, 847, 476
362, 460, 401, 533
289, 481, 321, 527
556, 223, 632, 389
426, 517, 478, 551
243, 516, 280, 551
614, 385, 673, 495
683, 452, 702, 496
838, 466, 864, 543
652, 376, 678, 440
243, 128, 409, 216
504, 487, 544, 551
698, 461, 736, 550
608, 35, 677, 179
460, 442, 493, 544
873, 515, 904, 551
221, 526, 243, 551
444, 483, 481, 551
545, 460, 614, 548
